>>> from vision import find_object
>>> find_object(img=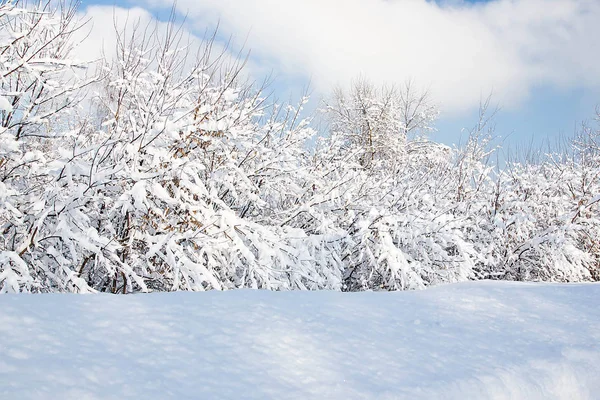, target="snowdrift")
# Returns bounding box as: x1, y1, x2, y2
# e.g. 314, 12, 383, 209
1, 281, 599, 399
